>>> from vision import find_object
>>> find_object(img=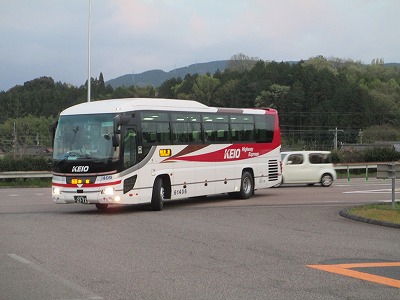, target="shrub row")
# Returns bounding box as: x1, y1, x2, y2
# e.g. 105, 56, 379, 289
0, 156, 52, 171
0, 146, 399, 171
333, 146, 400, 163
